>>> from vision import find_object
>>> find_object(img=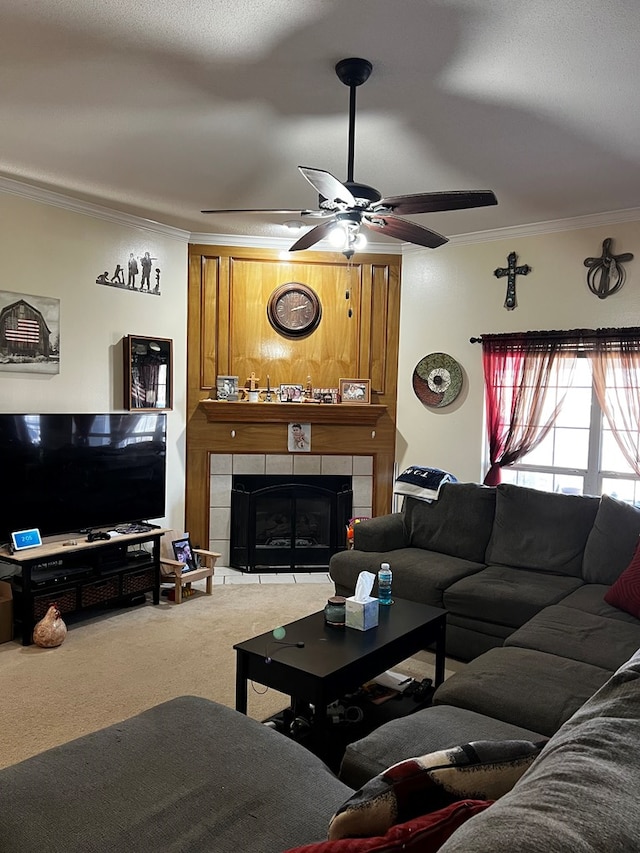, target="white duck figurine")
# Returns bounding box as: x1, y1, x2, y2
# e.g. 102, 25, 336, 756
32, 605, 67, 648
